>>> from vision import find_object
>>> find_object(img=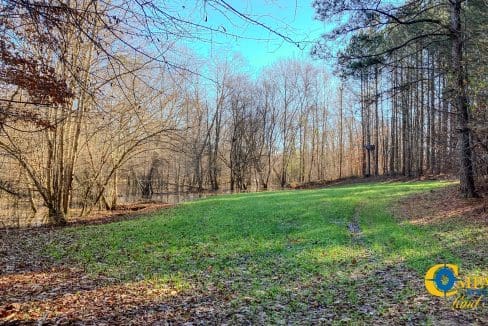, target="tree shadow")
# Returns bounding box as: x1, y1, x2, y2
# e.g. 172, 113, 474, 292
3, 181, 484, 323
